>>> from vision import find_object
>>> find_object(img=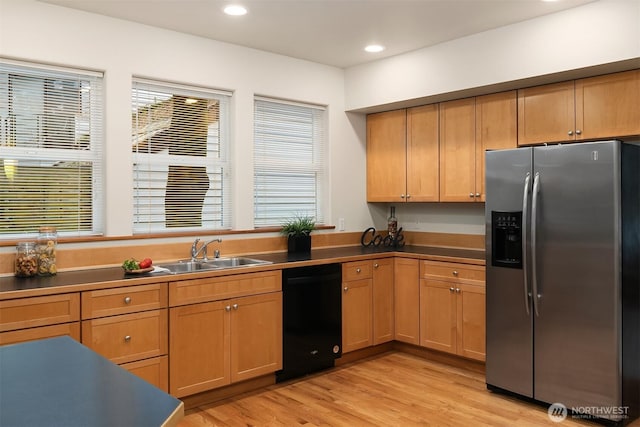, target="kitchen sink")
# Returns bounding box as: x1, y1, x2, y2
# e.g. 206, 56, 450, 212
200, 257, 272, 268
159, 261, 220, 274
160, 257, 271, 274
